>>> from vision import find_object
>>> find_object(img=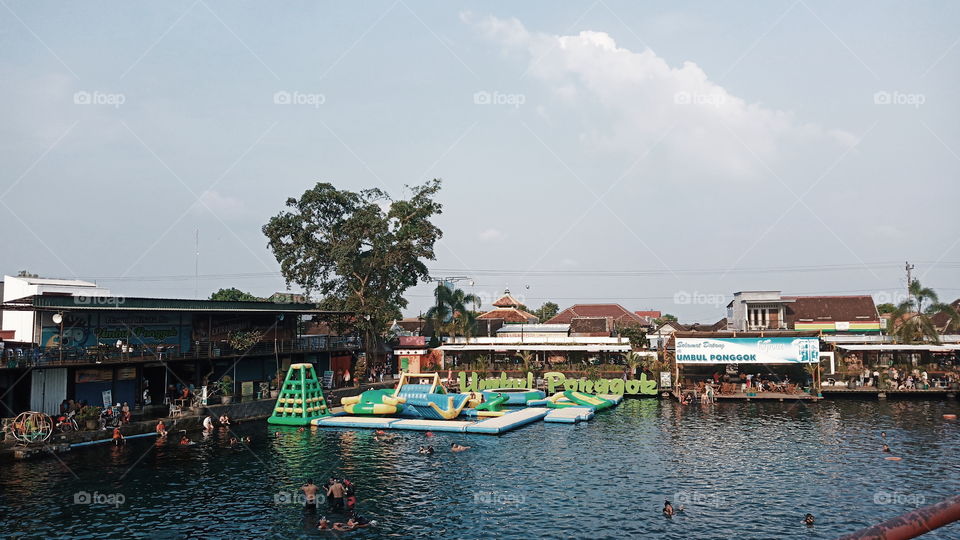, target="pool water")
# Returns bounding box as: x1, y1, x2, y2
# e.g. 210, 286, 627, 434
1, 399, 959, 539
